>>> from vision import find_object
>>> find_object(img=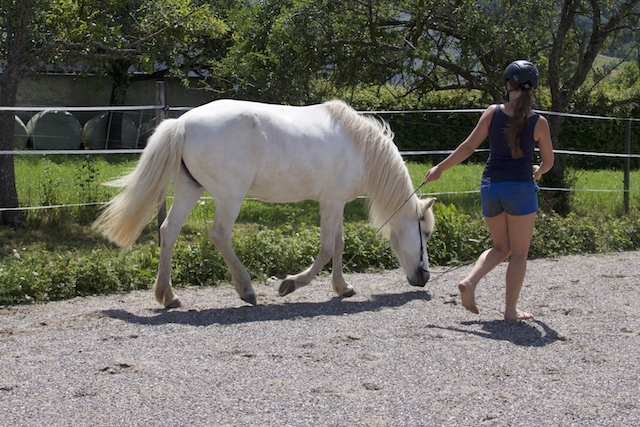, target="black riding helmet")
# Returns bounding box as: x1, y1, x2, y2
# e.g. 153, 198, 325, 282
502, 60, 539, 90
